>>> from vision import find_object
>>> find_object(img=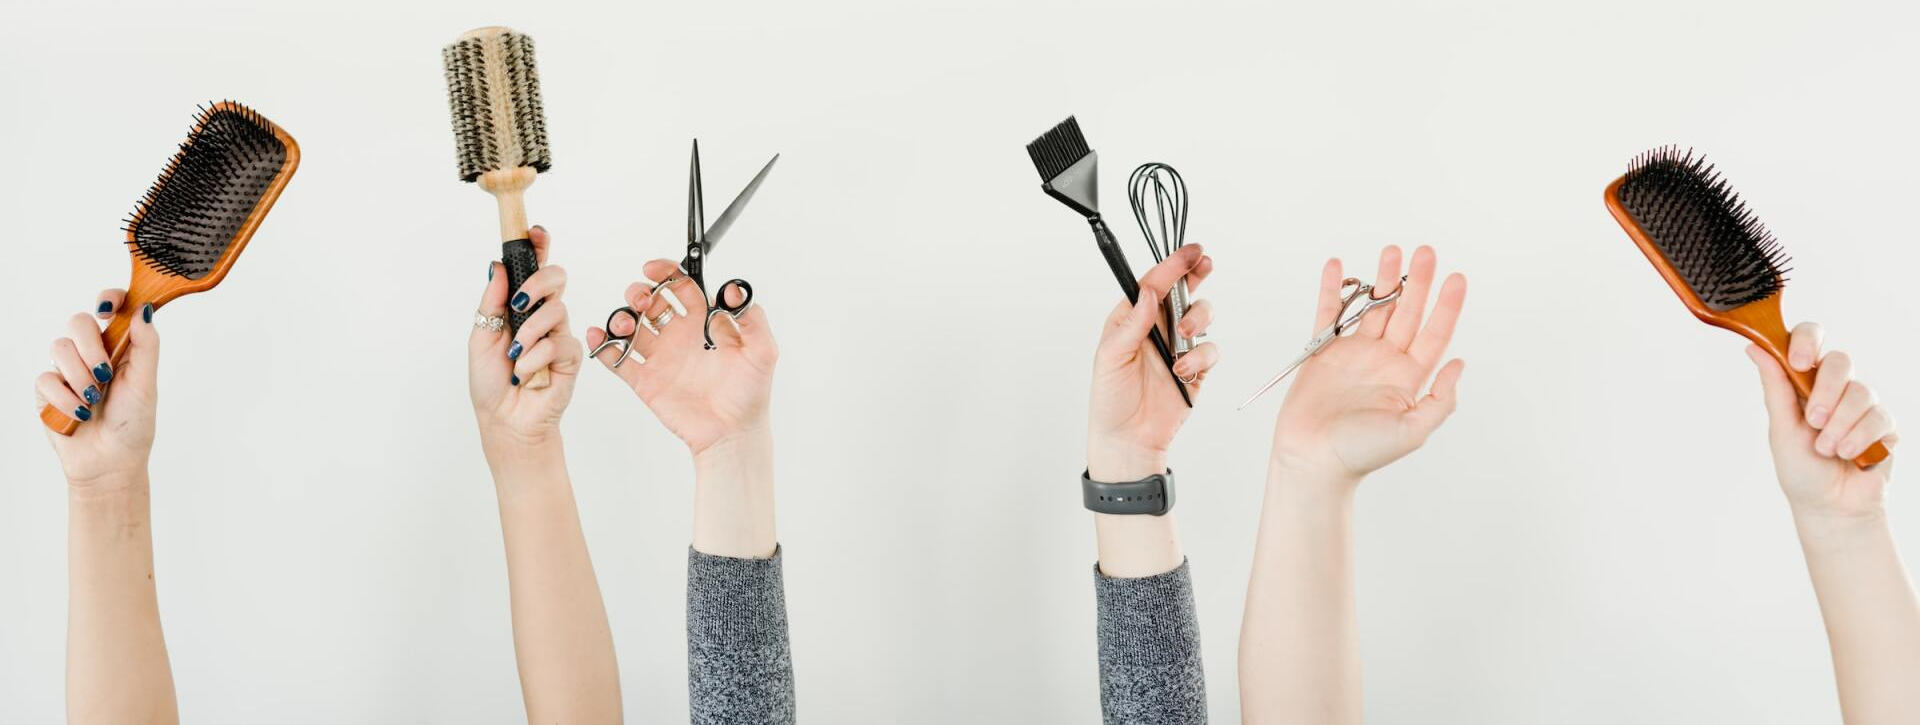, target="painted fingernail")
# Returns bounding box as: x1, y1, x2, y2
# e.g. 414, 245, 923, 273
511, 291, 530, 311
510, 374, 521, 387
531, 224, 546, 233
97, 300, 112, 315
74, 406, 91, 422
141, 304, 153, 323
488, 263, 494, 281
92, 363, 113, 383
82, 386, 100, 406
1807, 405, 1829, 427
507, 341, 523, 360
